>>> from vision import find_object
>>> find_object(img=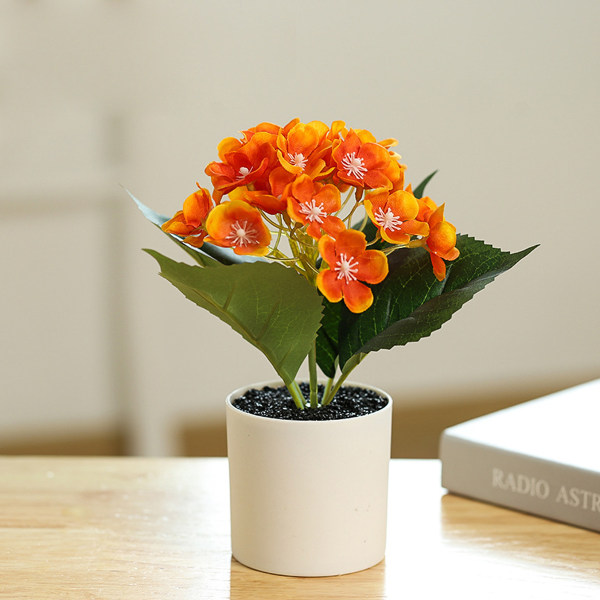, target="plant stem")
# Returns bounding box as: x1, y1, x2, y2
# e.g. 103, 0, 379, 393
322, 377, 333, 404
345, 200, 362, 227
286, 380, 305, 410
308, 342, 318, 408
339, 187, 356, 212
261, 212, 283, 229
321, 353, 365, 406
